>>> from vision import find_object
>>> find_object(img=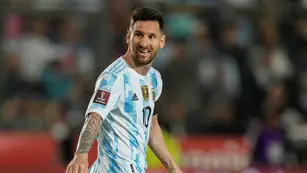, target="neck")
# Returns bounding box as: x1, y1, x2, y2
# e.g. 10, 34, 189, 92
123, 51, 152, 76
